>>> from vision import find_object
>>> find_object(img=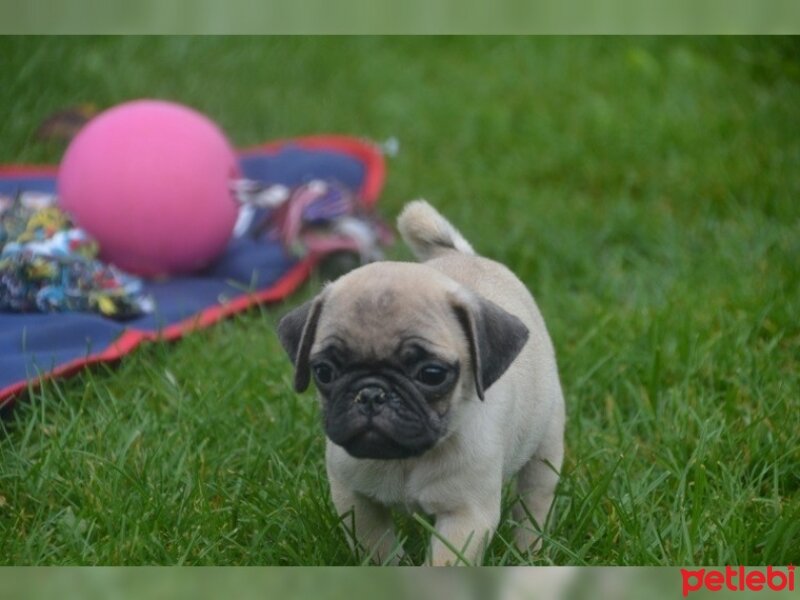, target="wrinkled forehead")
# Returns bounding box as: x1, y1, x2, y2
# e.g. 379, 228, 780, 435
313, 268, 464, 359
